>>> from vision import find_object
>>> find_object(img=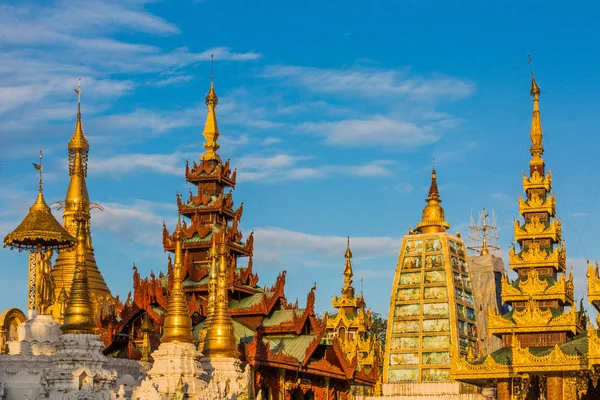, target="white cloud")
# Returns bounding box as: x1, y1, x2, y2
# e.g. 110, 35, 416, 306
253, 227, 400, 268
236, 153, 394, 183
298, 116, 439, 148
92, 199, 176, 245
261, 64, 474, 101
88, 152, 195, 176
